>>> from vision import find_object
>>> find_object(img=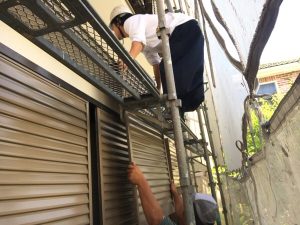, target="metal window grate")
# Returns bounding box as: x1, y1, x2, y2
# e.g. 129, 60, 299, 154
7, 5, 47, 30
